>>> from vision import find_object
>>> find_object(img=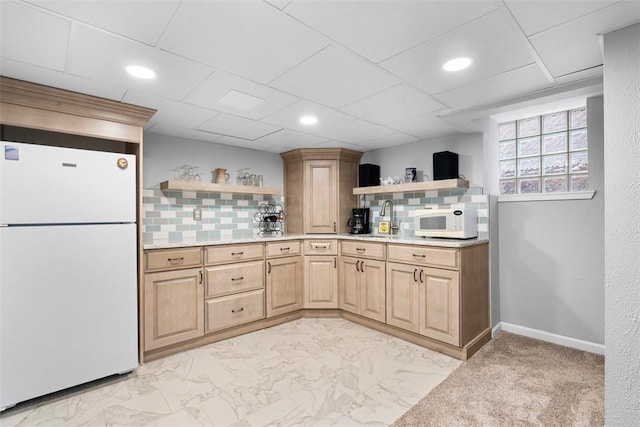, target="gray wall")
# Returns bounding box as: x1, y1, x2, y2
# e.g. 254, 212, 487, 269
361, 133, 484, 187
495, 96, 605, 345
142, 132, 284, 189
603, 23, 640, 425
